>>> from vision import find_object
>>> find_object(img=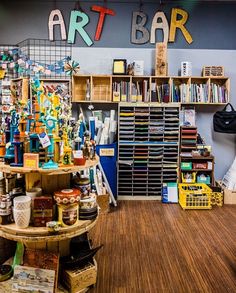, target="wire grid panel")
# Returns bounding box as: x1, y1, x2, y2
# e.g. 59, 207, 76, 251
0, 45, 19, 79
0, 45, 19, 118
18, 39, 72, 79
